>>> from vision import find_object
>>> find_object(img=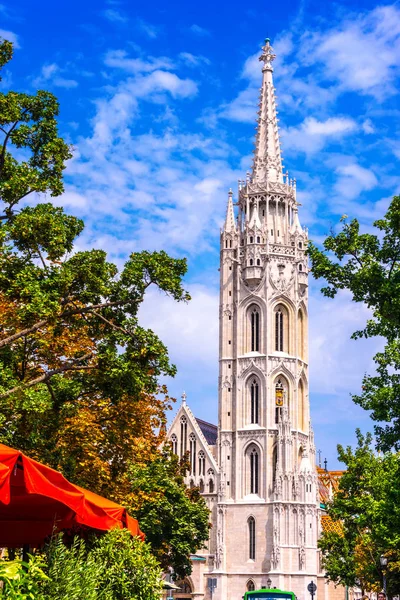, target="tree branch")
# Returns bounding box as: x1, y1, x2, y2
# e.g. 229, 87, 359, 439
0, 352, 94, 398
